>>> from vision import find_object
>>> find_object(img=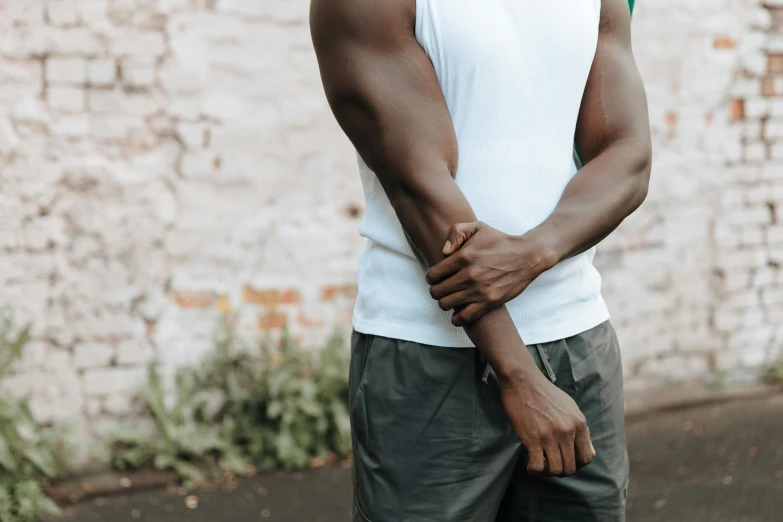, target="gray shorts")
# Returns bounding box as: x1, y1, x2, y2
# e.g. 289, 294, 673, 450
349, 321, 629, 521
